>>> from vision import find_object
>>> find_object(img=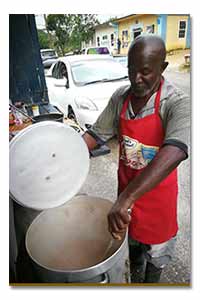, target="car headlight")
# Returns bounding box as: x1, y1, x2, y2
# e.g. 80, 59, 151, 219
74, 97, 98, 111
